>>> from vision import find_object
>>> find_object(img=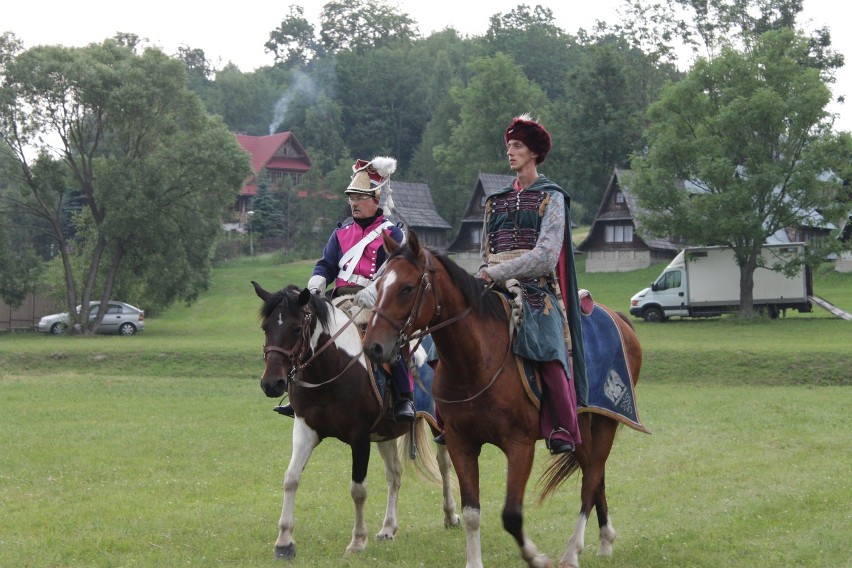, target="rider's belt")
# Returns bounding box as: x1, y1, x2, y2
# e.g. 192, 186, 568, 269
345, 274, 373, 287
486, 250, 526, 265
